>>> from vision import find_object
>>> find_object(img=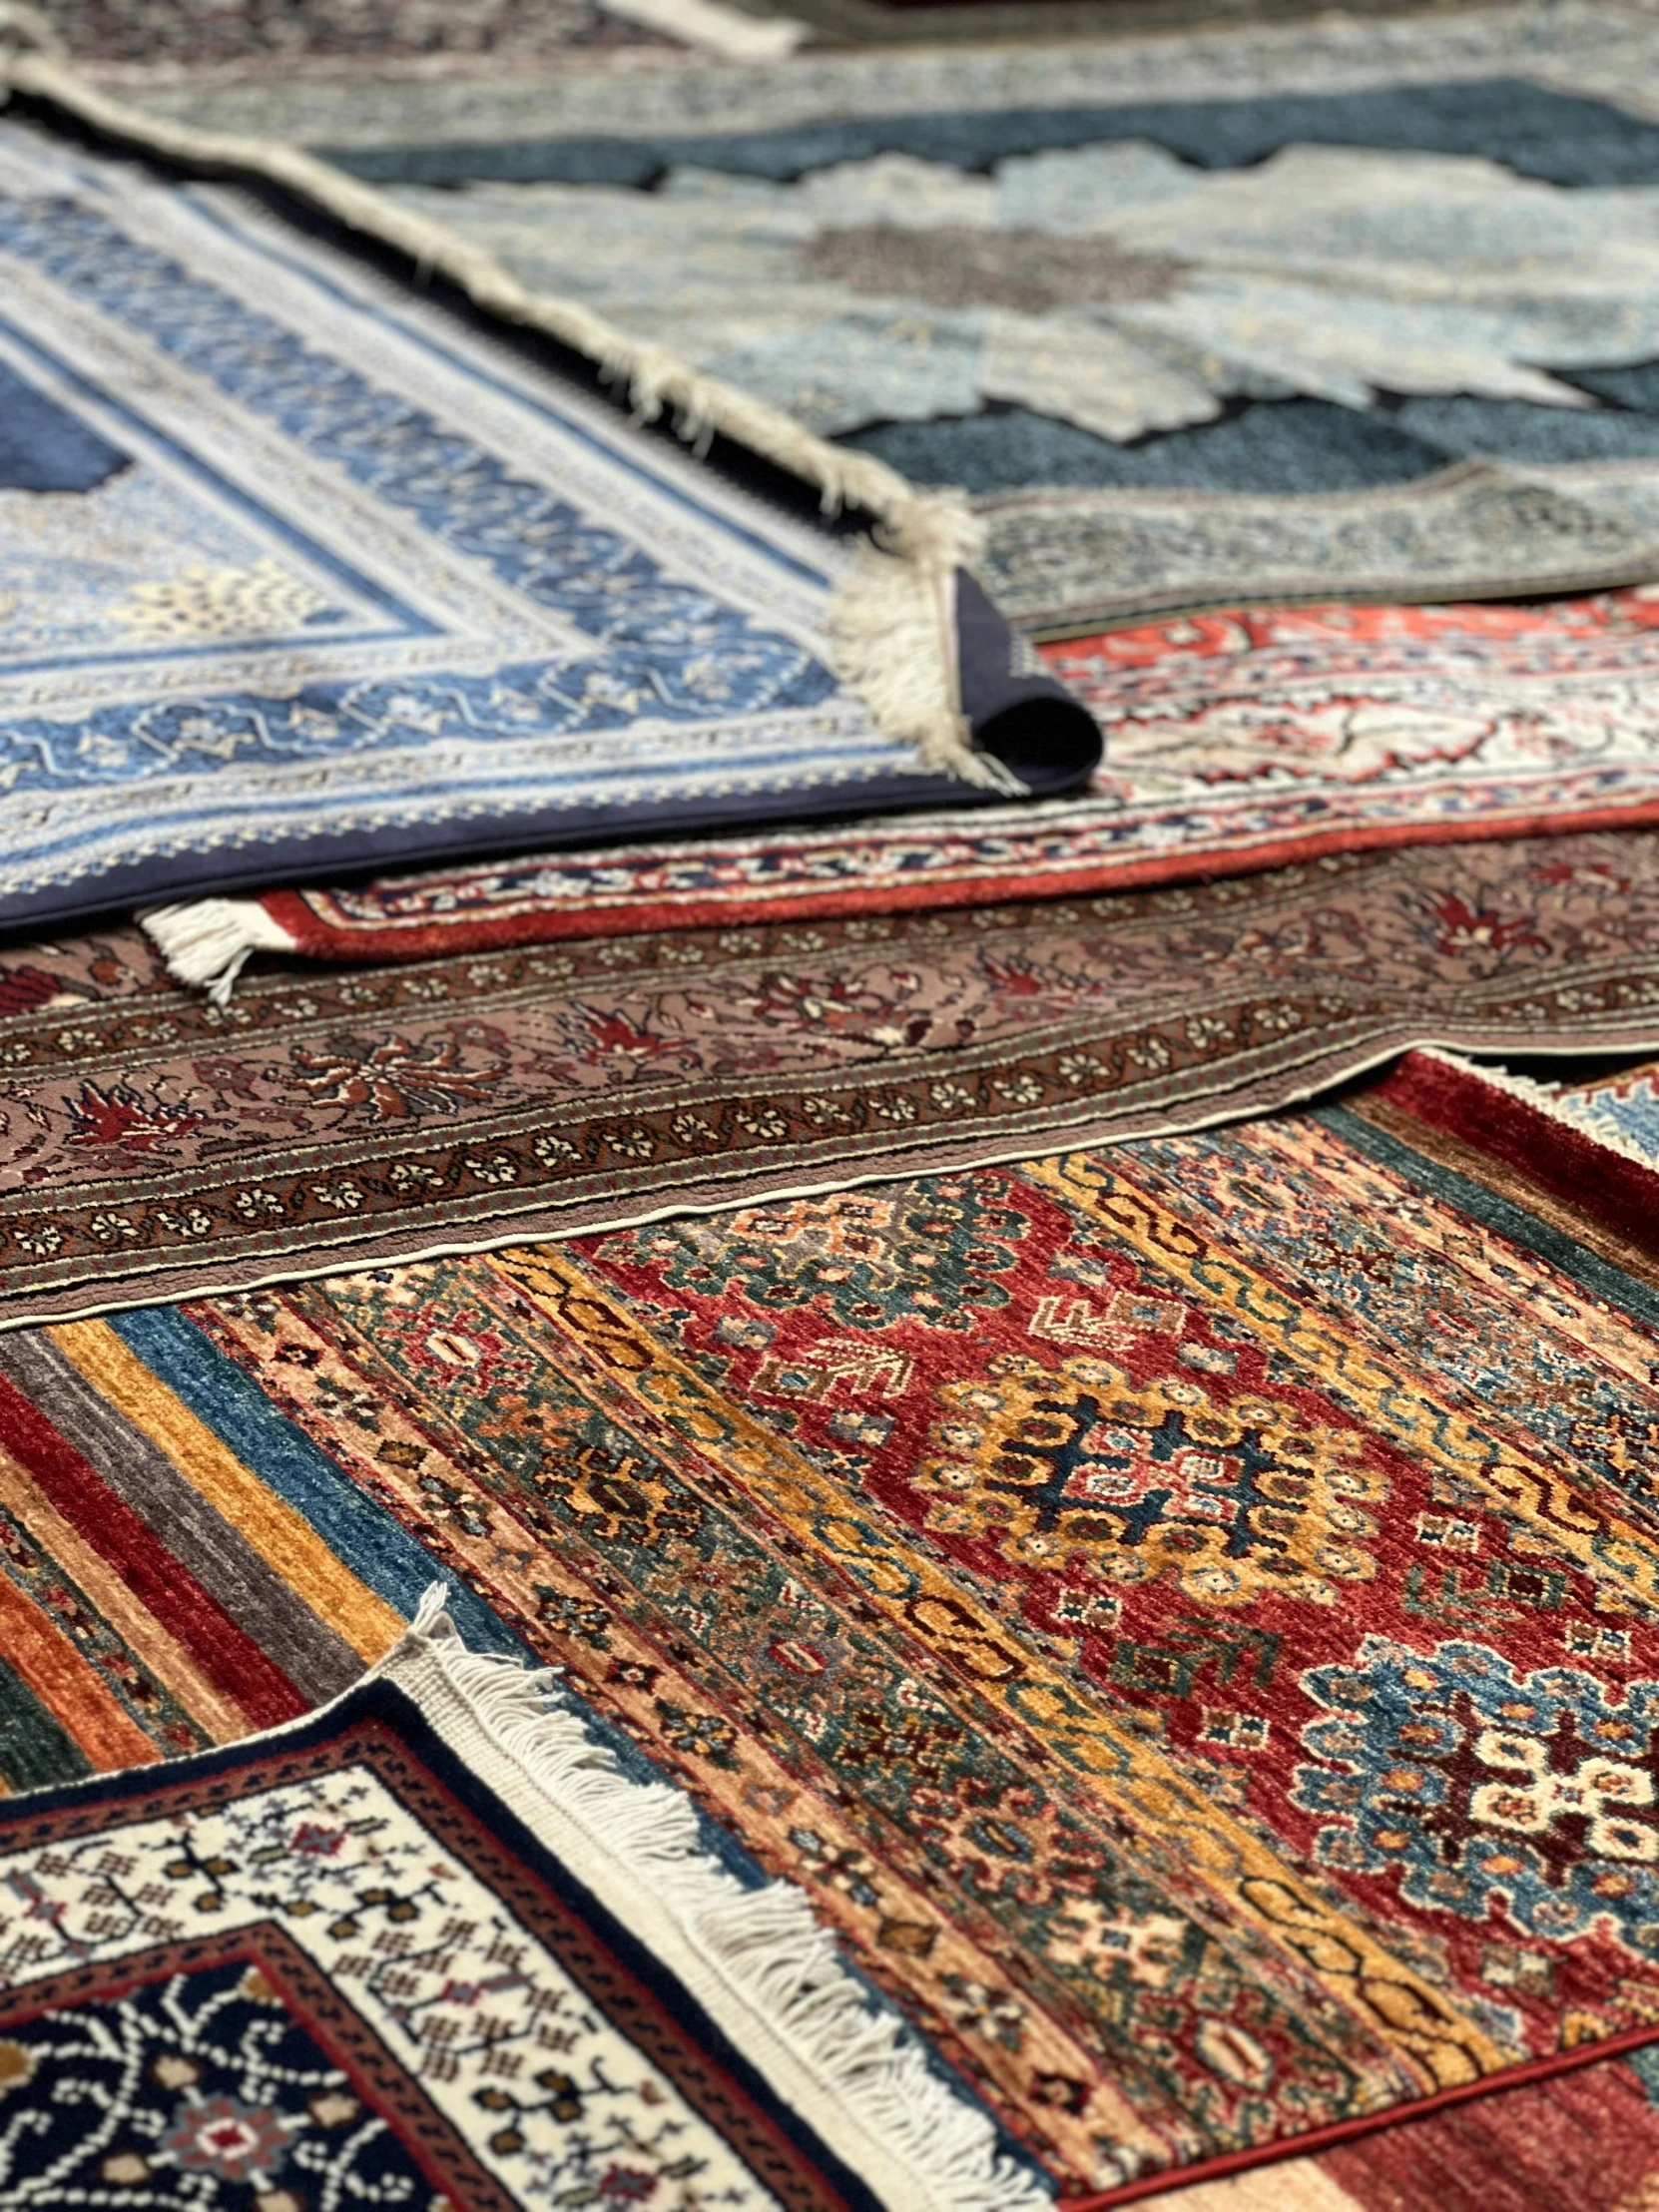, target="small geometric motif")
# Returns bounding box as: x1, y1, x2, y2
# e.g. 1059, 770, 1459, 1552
1297, 1638, 1659, 1952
